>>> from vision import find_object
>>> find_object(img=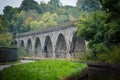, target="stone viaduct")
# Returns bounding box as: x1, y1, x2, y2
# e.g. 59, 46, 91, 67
15, 23, 87, 58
